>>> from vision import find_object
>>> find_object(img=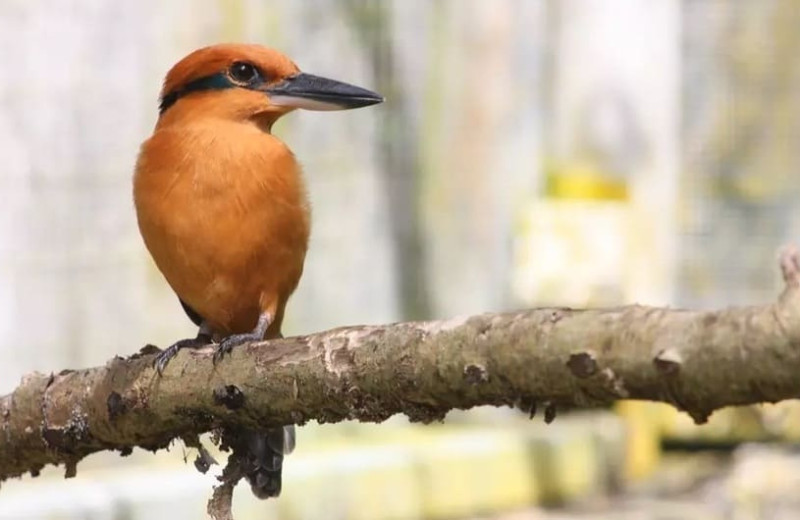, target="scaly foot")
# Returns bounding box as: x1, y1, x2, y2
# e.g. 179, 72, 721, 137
212, 312, 272, 364
154, 331, 212, 375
